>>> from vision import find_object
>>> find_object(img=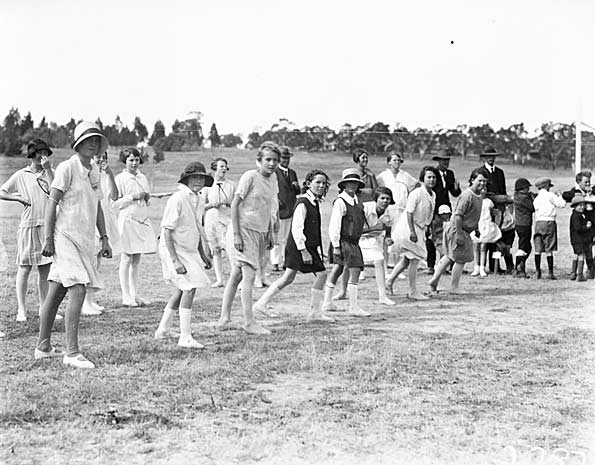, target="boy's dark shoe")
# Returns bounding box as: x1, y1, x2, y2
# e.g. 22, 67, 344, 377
535, 270, 542, 279
546, 272, 556, 280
